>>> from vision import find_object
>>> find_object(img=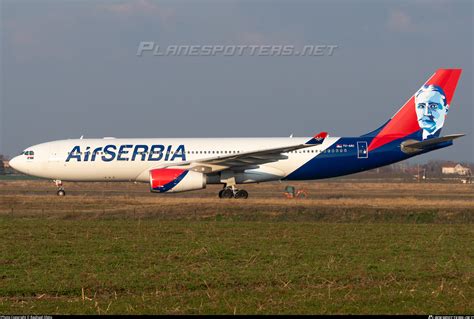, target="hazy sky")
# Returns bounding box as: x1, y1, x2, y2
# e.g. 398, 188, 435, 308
1, 0, 473, 162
